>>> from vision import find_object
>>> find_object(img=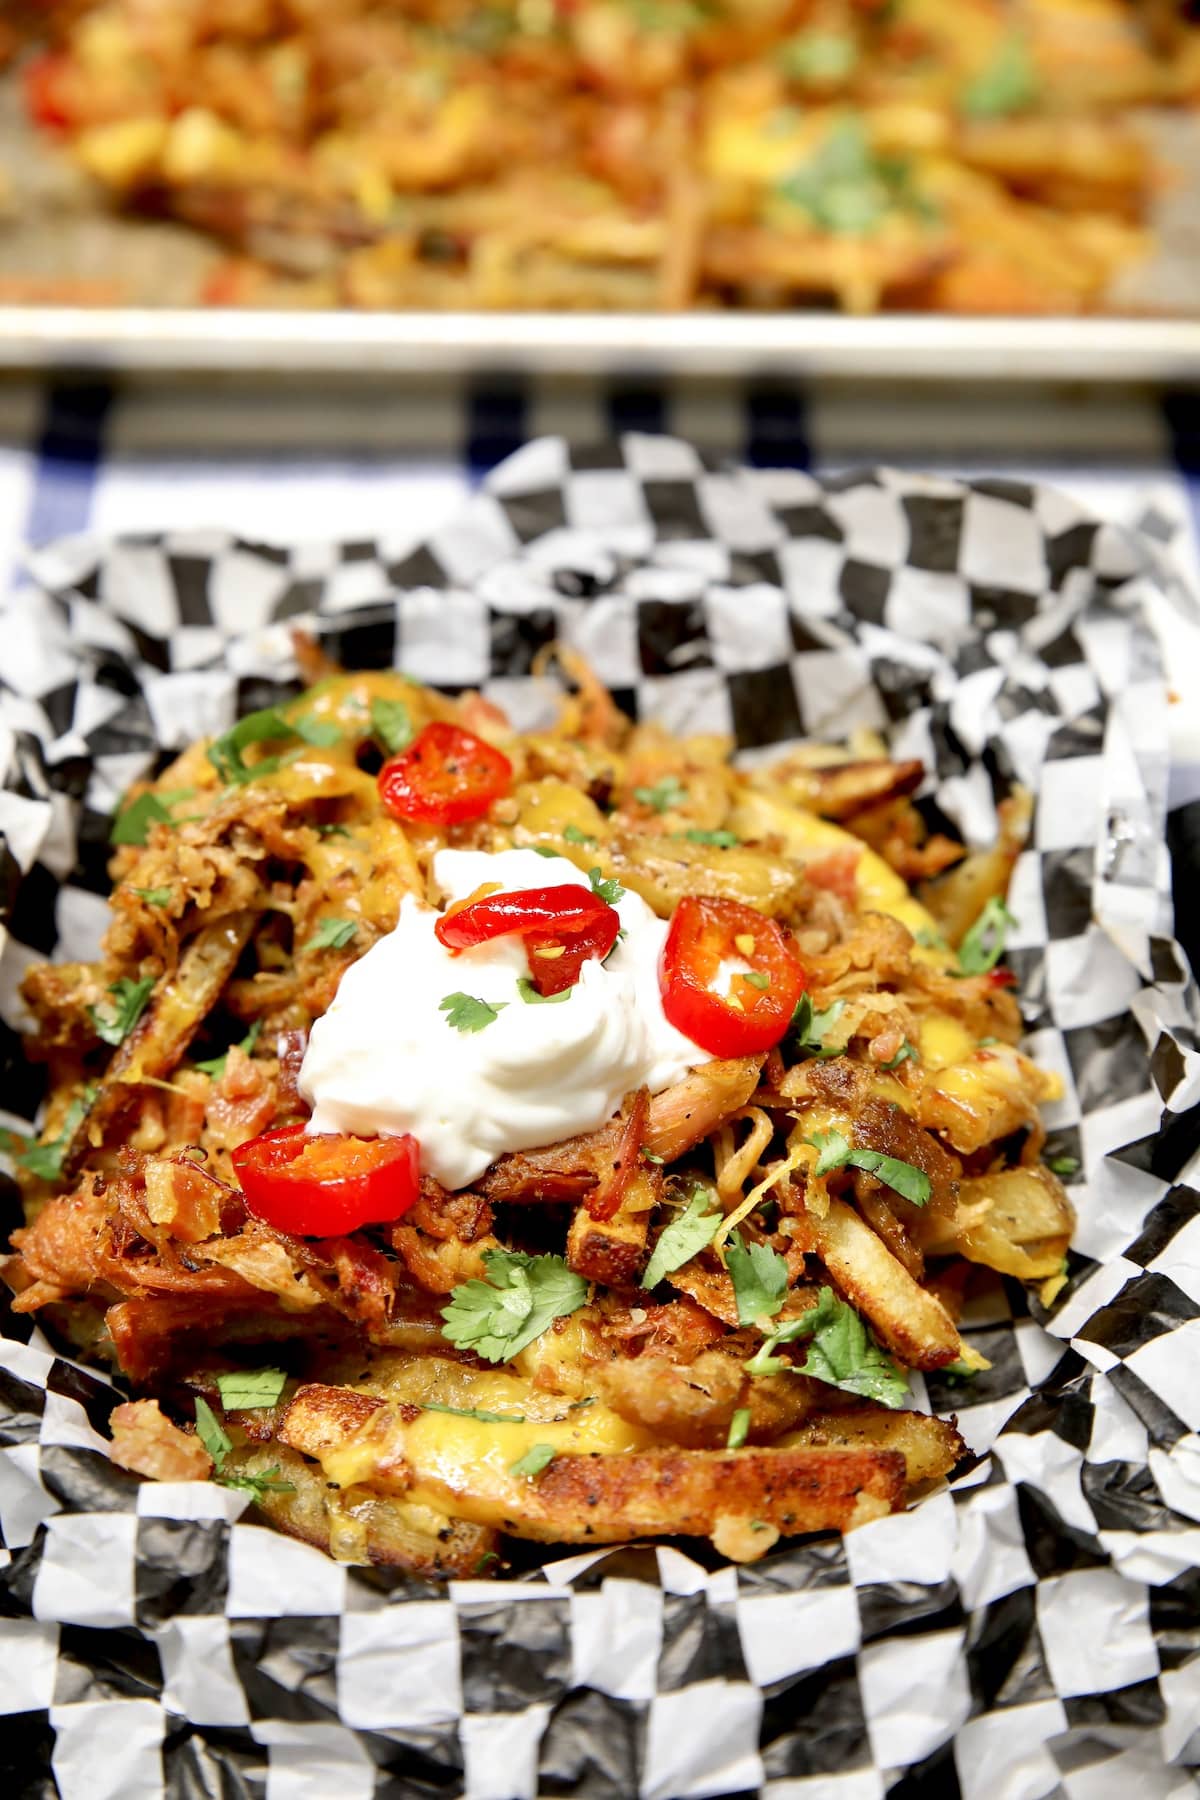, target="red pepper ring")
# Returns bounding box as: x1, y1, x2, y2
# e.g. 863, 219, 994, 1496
435, 882, 620, 996
658, 894, 807, 1058
231, 1124, 420, 1238
378, 722, 512, 827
